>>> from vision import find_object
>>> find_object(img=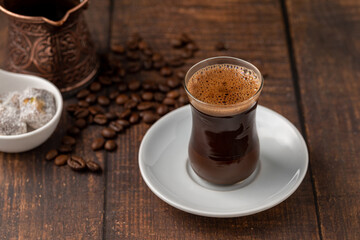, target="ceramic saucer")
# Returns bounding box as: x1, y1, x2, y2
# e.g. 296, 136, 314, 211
139, 105, 308, 218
